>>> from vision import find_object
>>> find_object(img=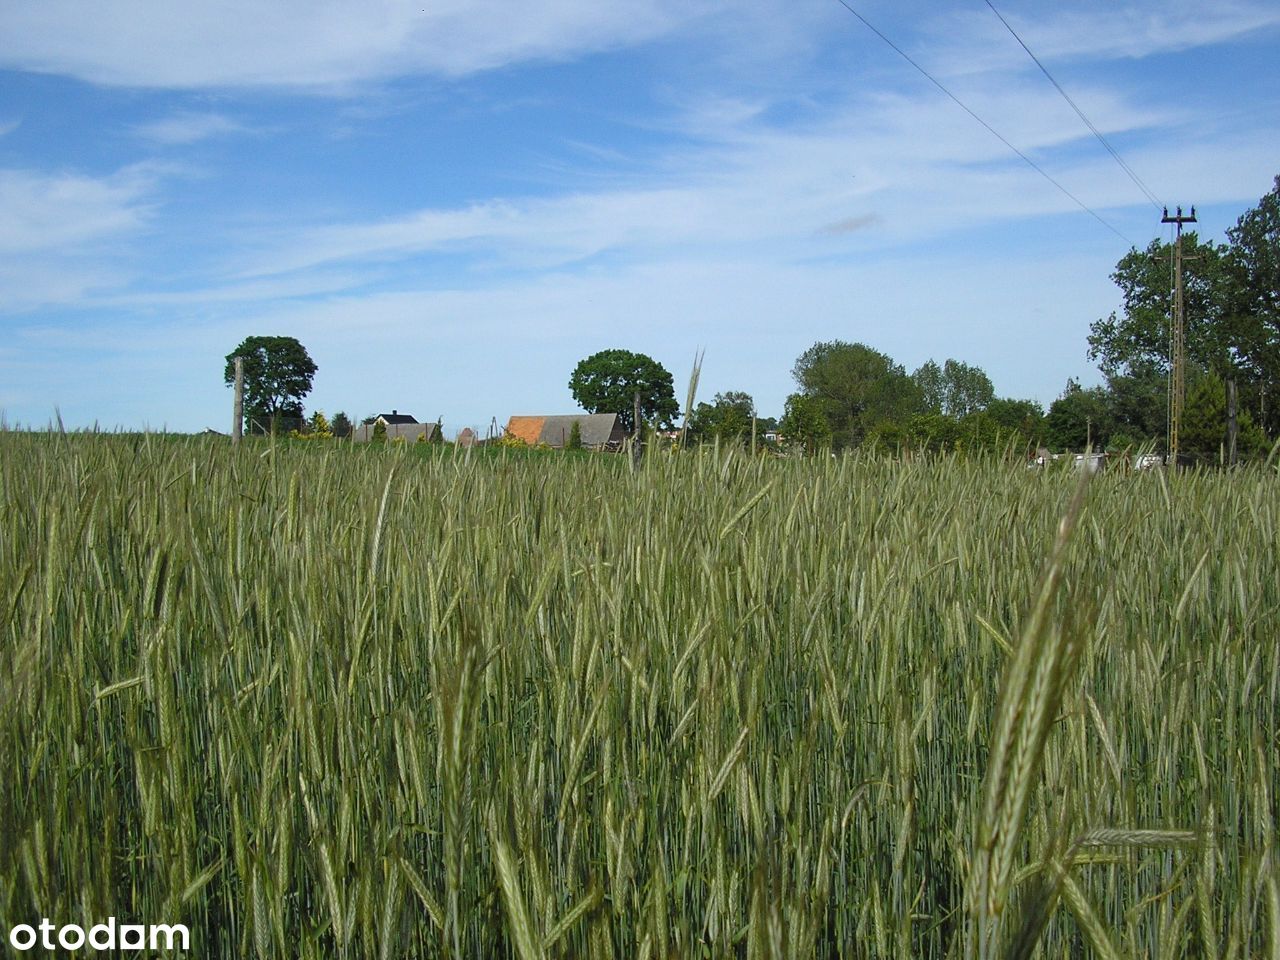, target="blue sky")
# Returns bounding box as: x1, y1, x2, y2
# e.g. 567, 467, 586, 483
1, 0, 1277, 435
